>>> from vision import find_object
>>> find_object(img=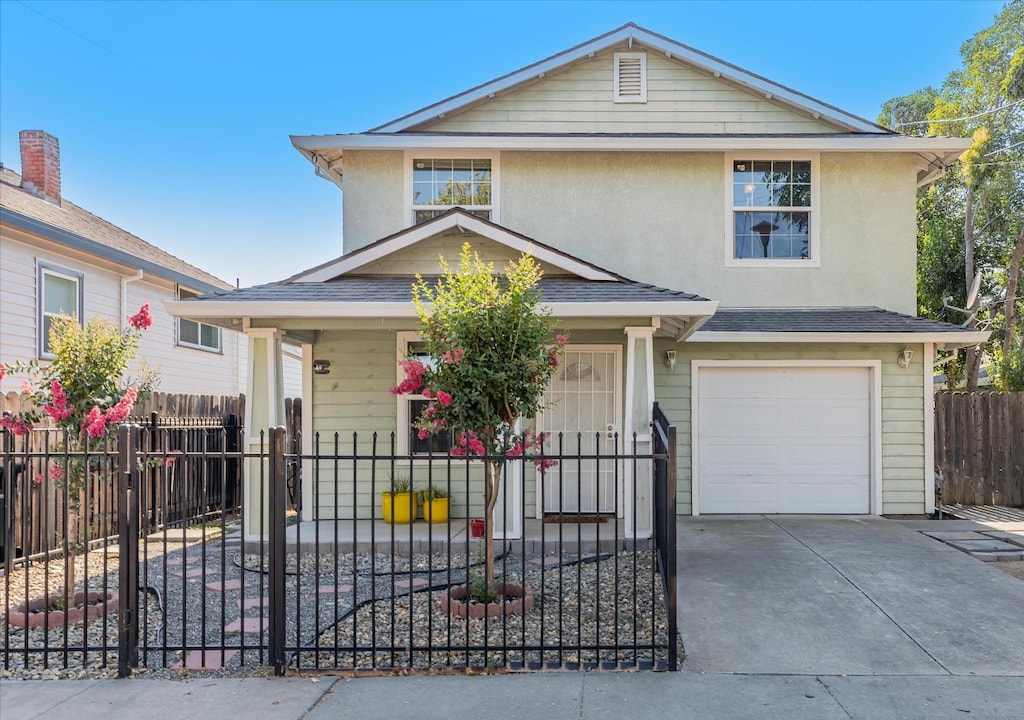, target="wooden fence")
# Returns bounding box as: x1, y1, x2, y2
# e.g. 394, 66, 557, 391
2, 390, 245, 423
935, 391, 1024, 507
